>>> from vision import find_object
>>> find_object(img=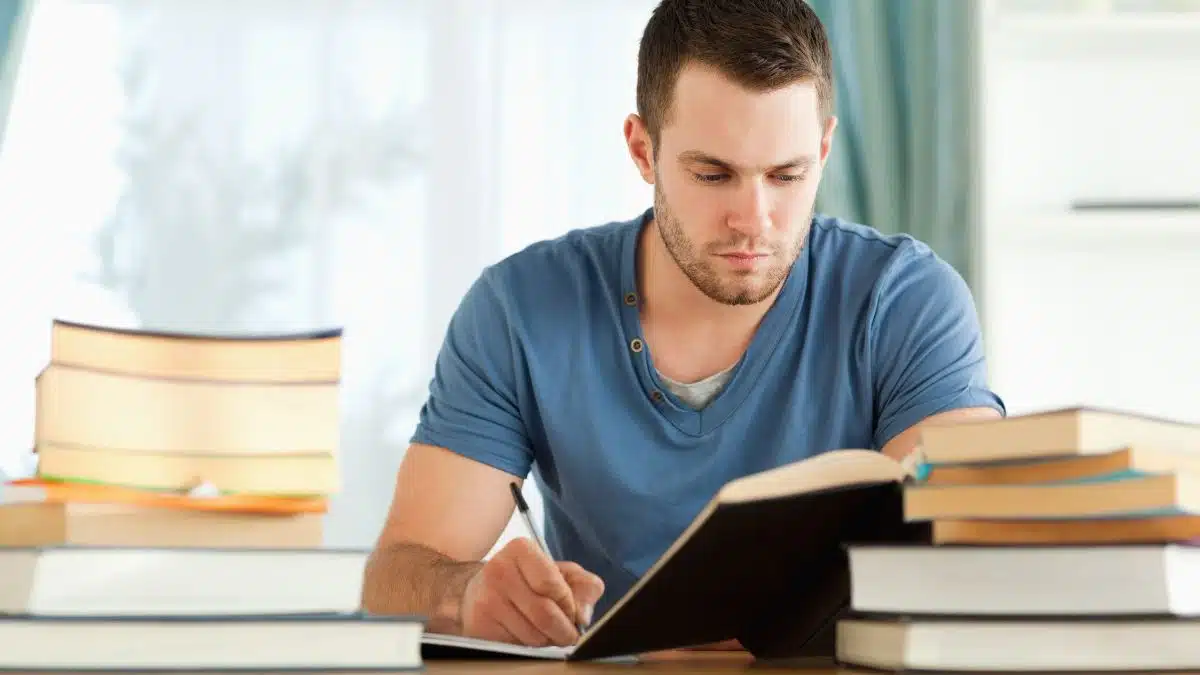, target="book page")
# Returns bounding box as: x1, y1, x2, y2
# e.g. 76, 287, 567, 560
421, 632, 573, 660
718, 449, 903, 503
